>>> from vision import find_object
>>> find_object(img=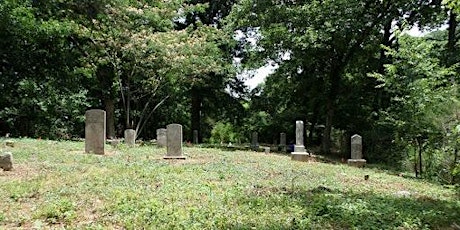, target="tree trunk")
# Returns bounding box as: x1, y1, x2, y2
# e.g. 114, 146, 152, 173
378, 20, 392, 73
452, 147, 458, 184
104, 98, 116, 139
418, 142, 423, 177
322, 69, 340, 154
322, 99, 334, 154
447, 9, 457, 66
125, 80, 132, 129
416, 137, 423, 178
191, 87, 202, 142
